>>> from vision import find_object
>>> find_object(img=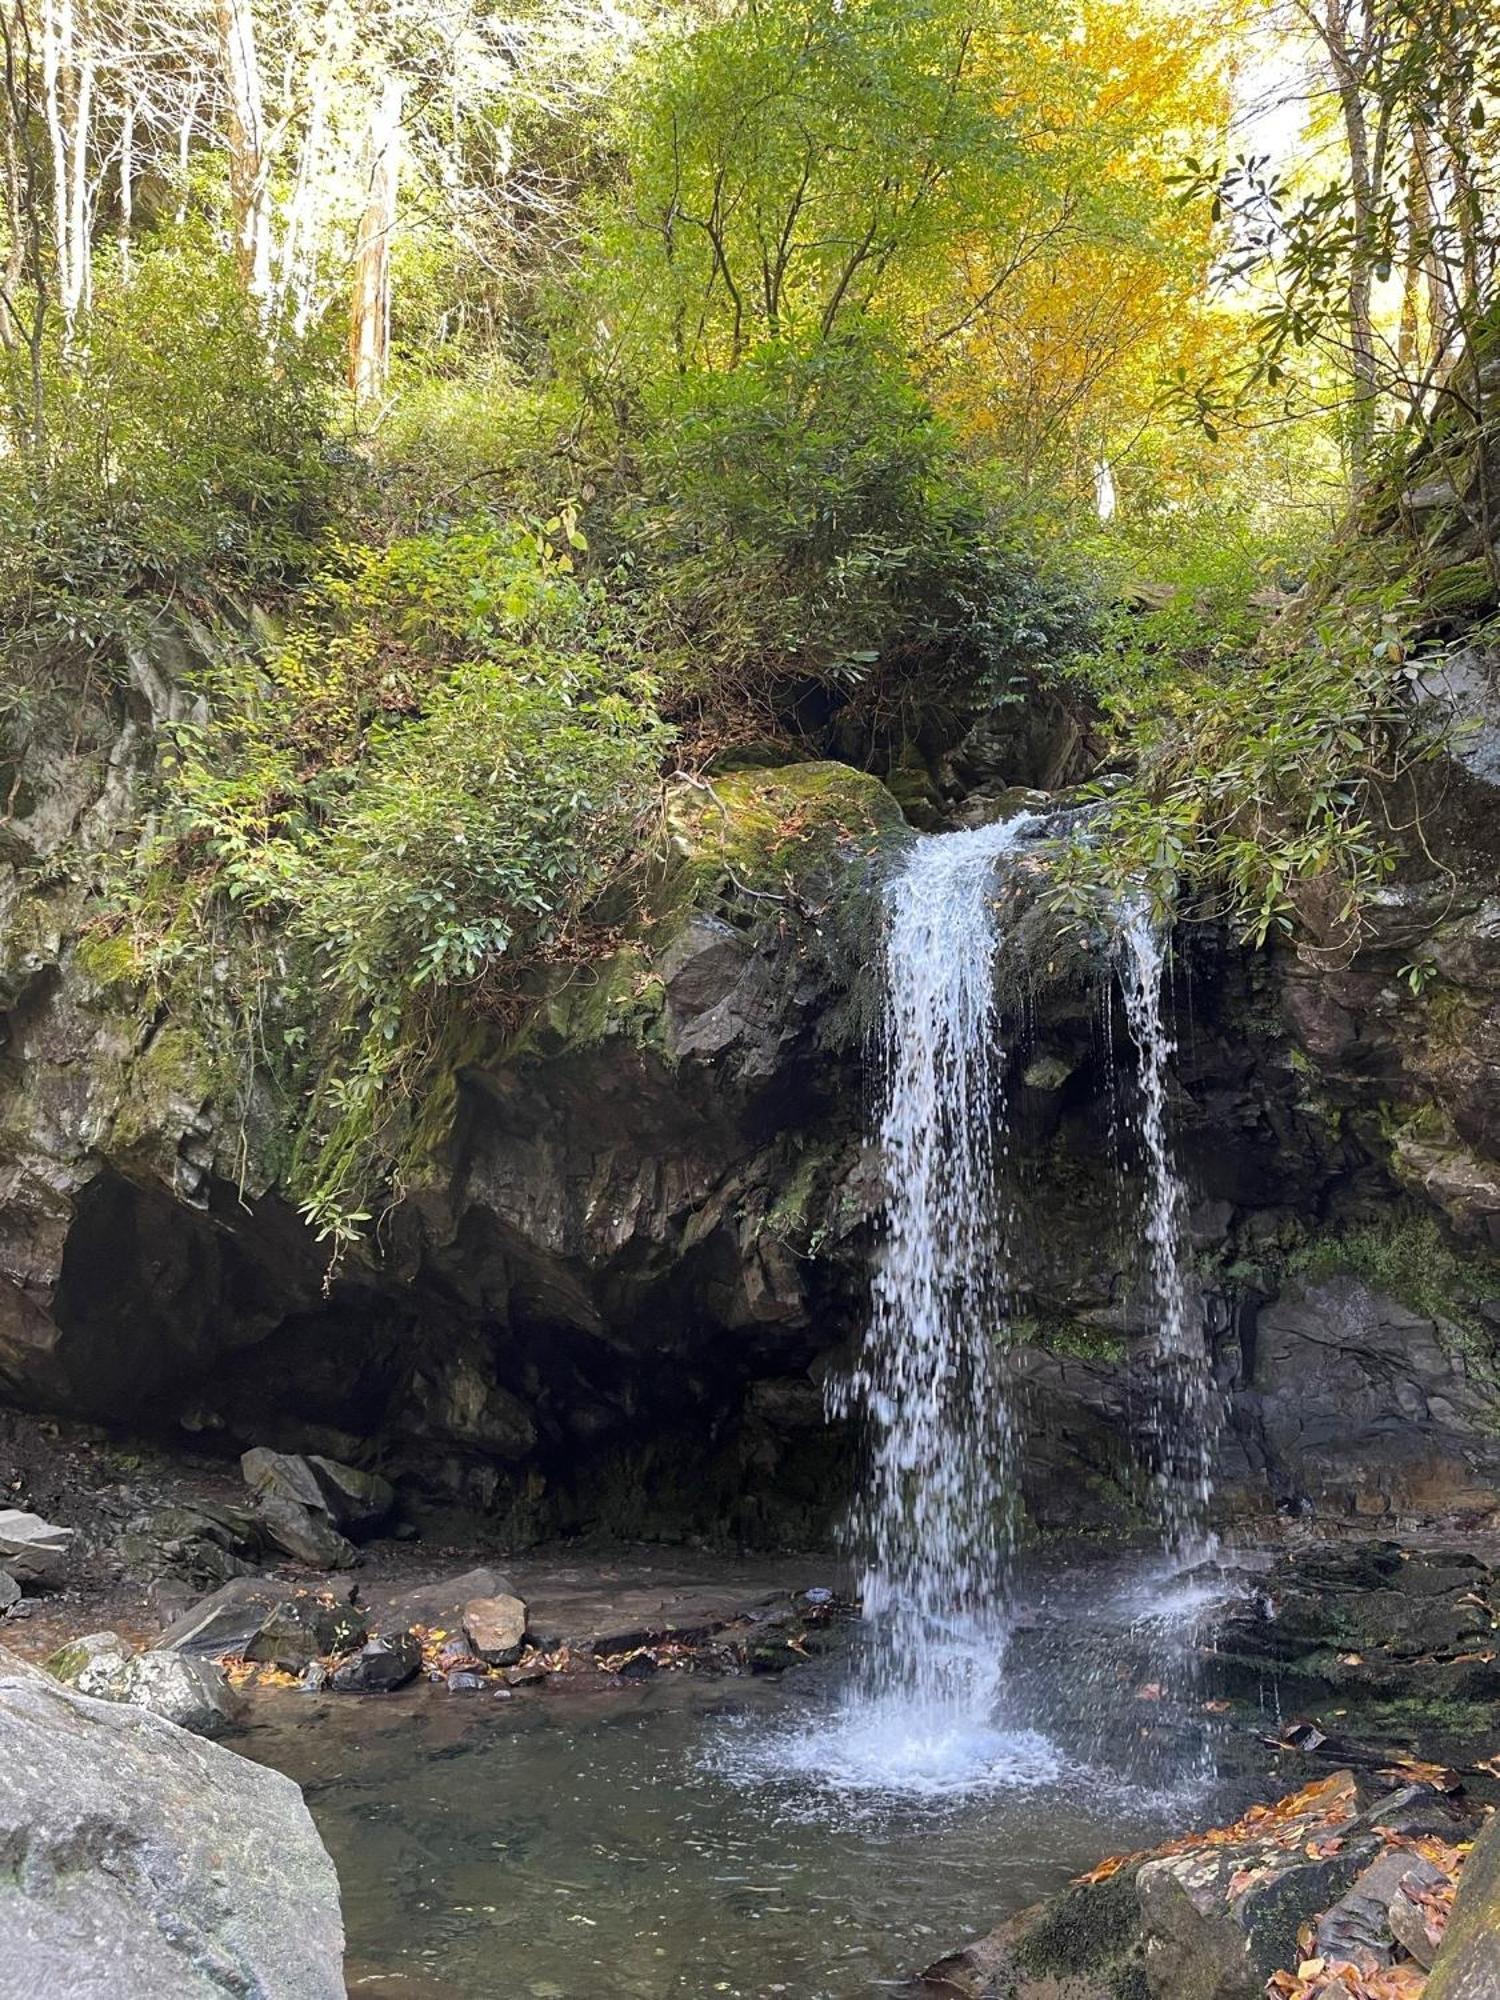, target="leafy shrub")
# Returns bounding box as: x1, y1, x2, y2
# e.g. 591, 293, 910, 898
128, 514, 670, 1247
1046, 577, 1437, 949
605, 334, 1092, 749
0, 233, 333, 715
